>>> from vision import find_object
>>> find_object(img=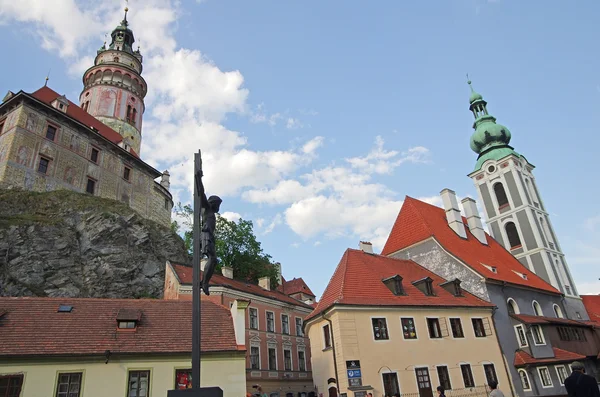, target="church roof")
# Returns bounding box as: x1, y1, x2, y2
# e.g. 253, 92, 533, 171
381, 196, 560, 295
305, 248, 494, 322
